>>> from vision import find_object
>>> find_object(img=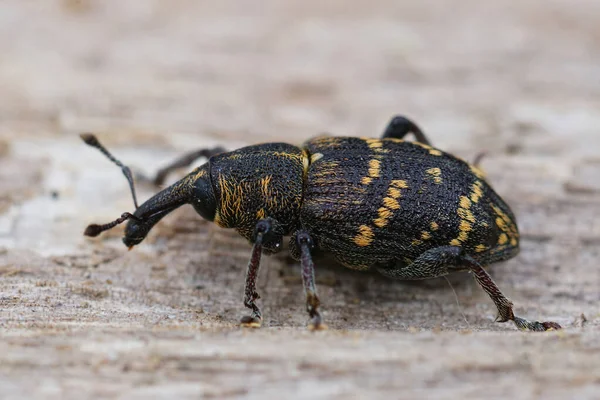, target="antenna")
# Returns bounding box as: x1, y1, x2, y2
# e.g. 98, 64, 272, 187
84, 212, 141, 237
80, 133, 139, 209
